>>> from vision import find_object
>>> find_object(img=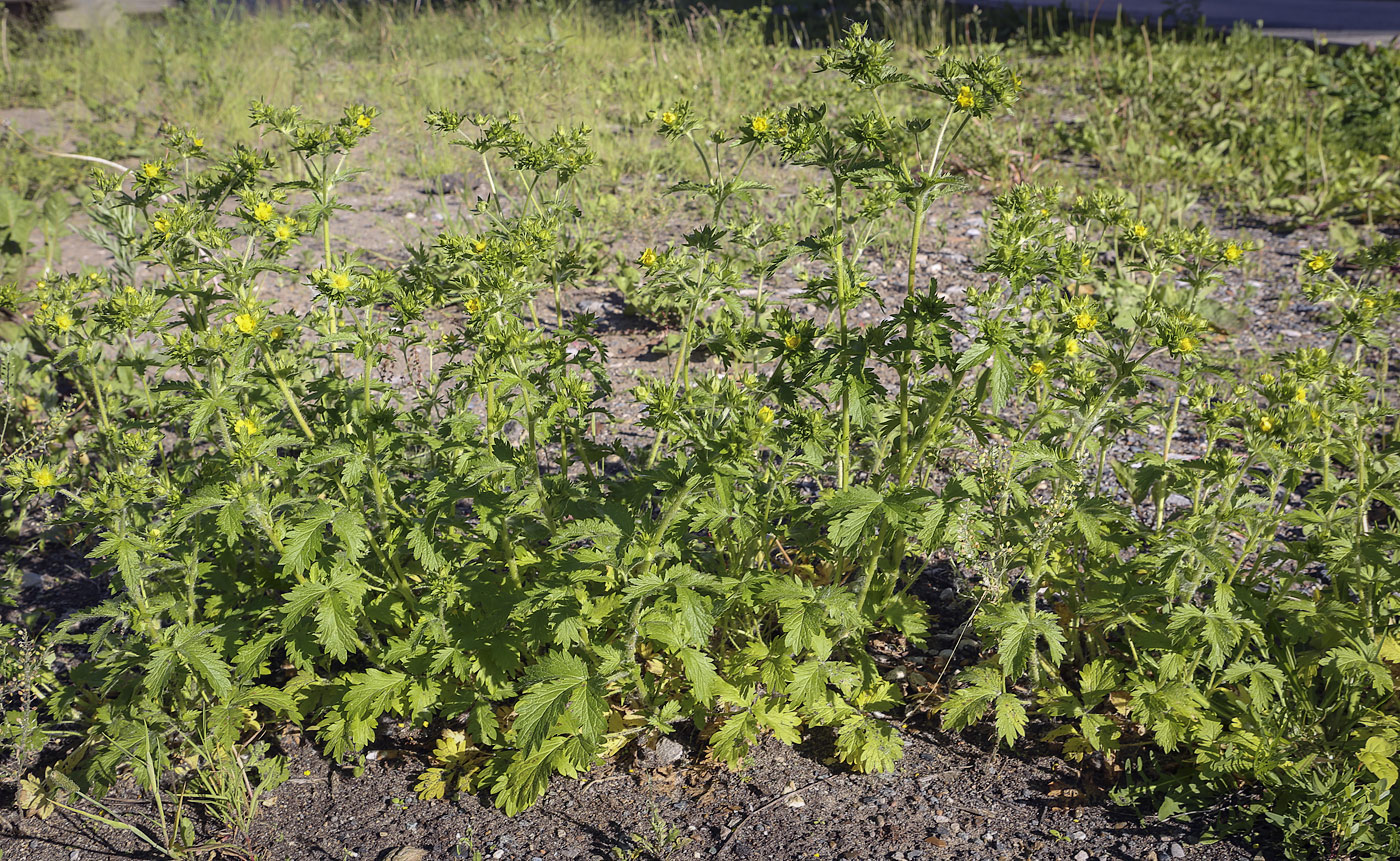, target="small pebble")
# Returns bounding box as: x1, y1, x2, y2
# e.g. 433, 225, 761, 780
1074, 852, 1090, 861
1170, 843, 1186, 858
